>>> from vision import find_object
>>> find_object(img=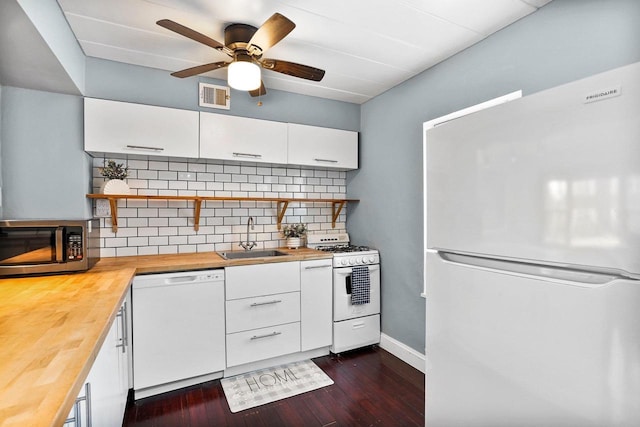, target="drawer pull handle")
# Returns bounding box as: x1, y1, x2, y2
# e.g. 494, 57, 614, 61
250, 331, 282, 340
125, 144, 164, 152
250, 299, 282, 307
314, 158, 338, 163
304, 265, 331, 270
233, 152, 262, 159
352, 321, 366, 329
